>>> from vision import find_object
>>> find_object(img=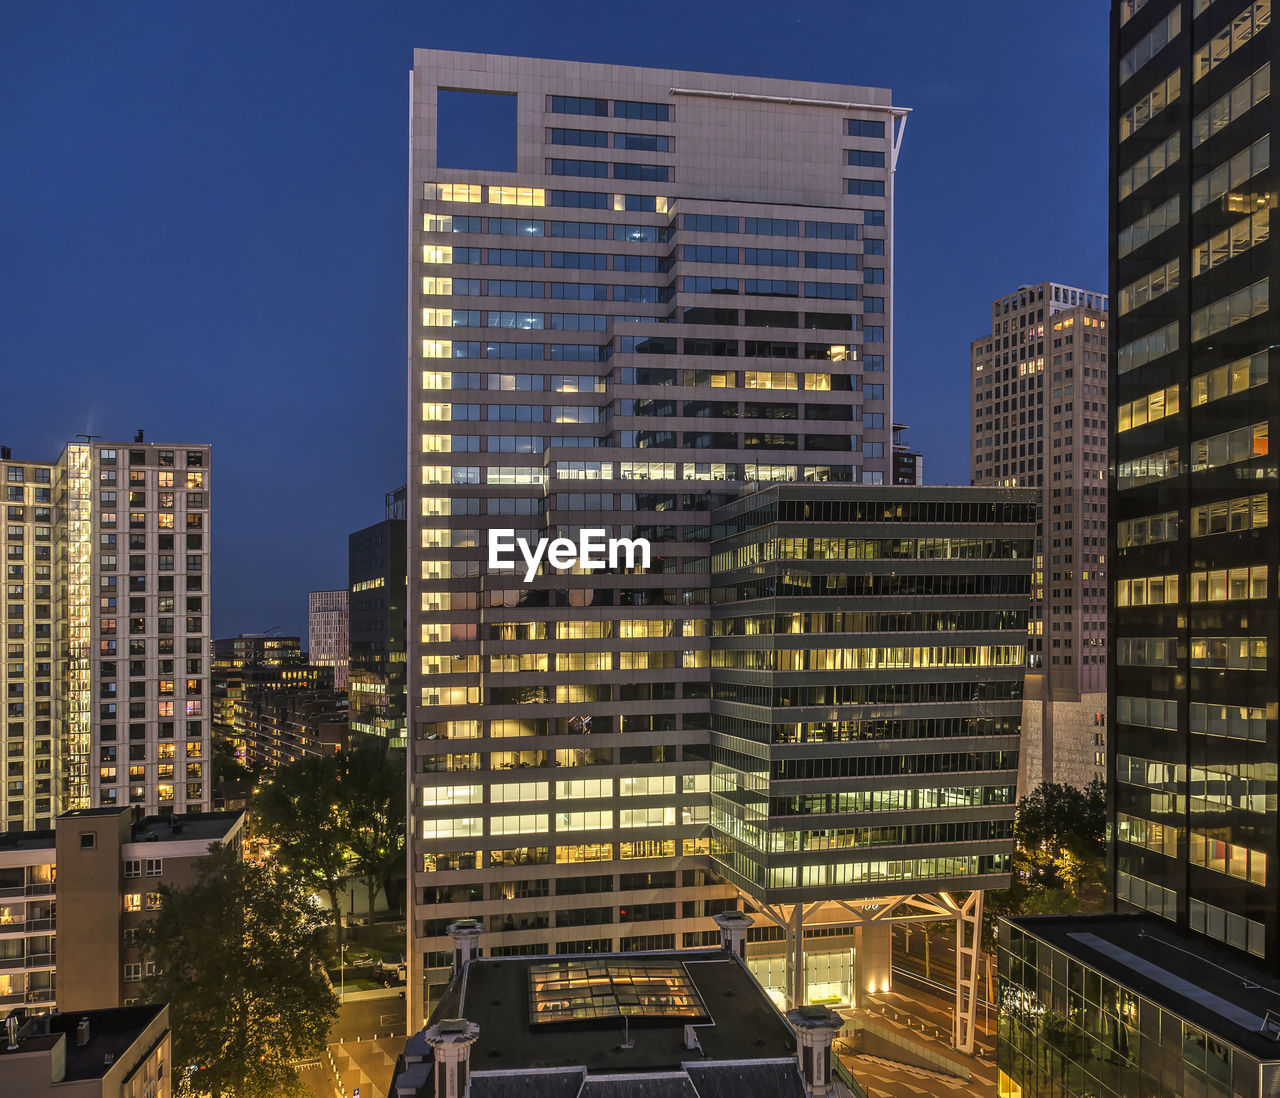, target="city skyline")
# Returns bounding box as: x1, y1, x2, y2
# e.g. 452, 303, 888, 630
3, 0, 1109, 638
